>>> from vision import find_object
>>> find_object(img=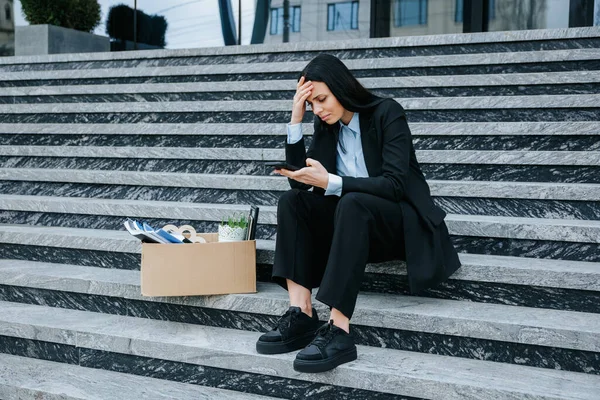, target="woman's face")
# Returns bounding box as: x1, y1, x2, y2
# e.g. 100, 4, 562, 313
306, 81, 353, 125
